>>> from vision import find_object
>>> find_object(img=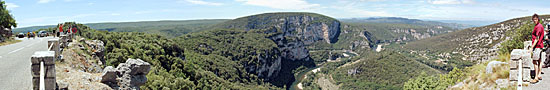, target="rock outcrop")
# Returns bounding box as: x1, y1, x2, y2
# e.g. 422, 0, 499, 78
101, 58, 150, 90
219, 12, 341, 82
85, 40, 105, 64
